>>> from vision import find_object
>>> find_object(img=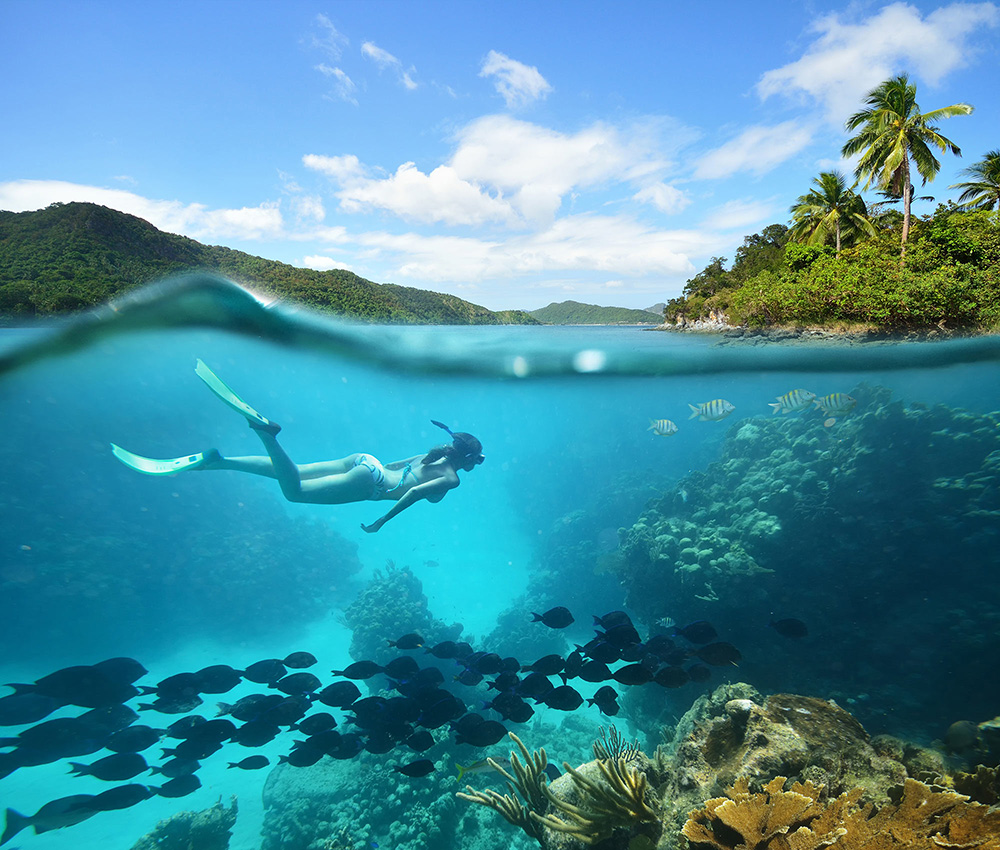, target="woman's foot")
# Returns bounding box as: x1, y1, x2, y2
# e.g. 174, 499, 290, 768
195, 448, 224, 469
248, 419, 281, 436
